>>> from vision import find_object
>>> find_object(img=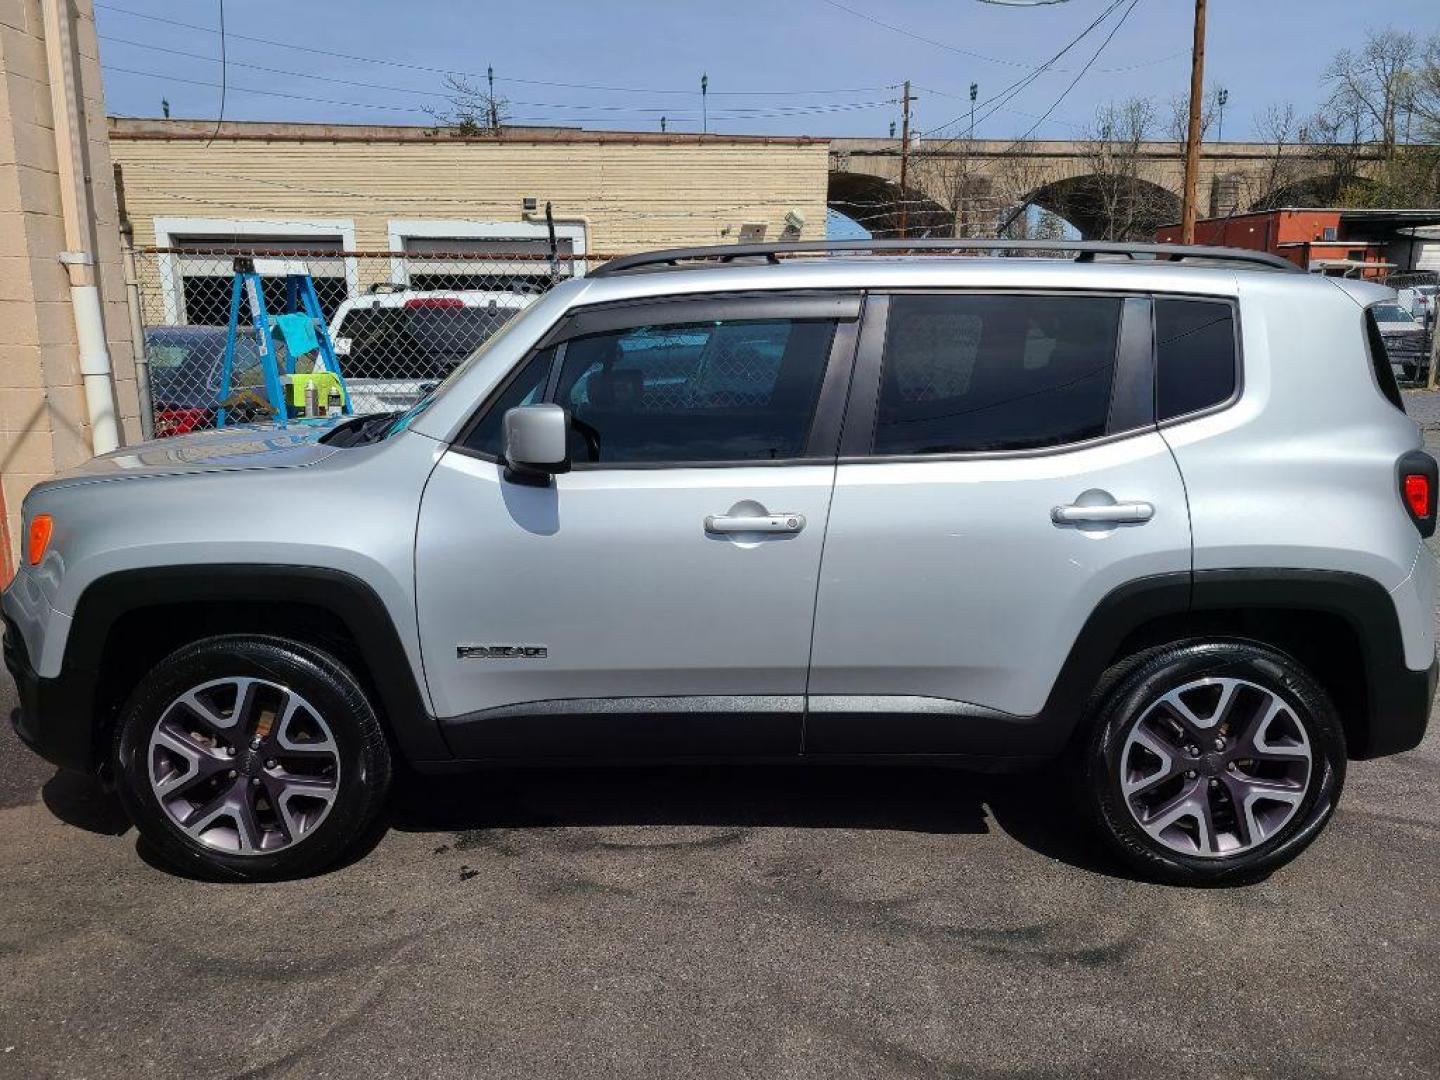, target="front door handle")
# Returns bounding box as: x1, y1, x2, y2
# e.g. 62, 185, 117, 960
1051, 501, 1155, 525
705, 512, 806, 534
